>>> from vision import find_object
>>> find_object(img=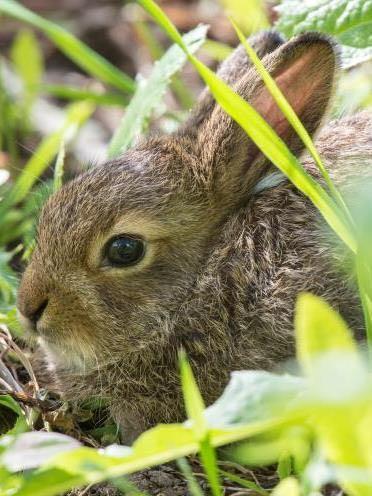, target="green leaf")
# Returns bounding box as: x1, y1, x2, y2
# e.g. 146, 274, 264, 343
295, 293, 359, 369
14, 468, 84, 496
0, 0, 134, 93
341, 45, 372, 69
272, 477, 300, 496
108, 24, 207, 157
275, 0, 372, 49
1, 432, 81, 472
205, 371, 303, 427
